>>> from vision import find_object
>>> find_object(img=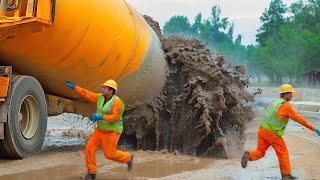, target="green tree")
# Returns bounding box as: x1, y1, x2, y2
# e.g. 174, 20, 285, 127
290, 0, 320, 73
210, 5, 229, 45
190, 13, 204, 37
235, 34, 242, 45
256, 0, 287, 46
162, 5, 249, 65
290, 0, 320, 35
227, 23, 234, 40
163, 16, 191, 36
